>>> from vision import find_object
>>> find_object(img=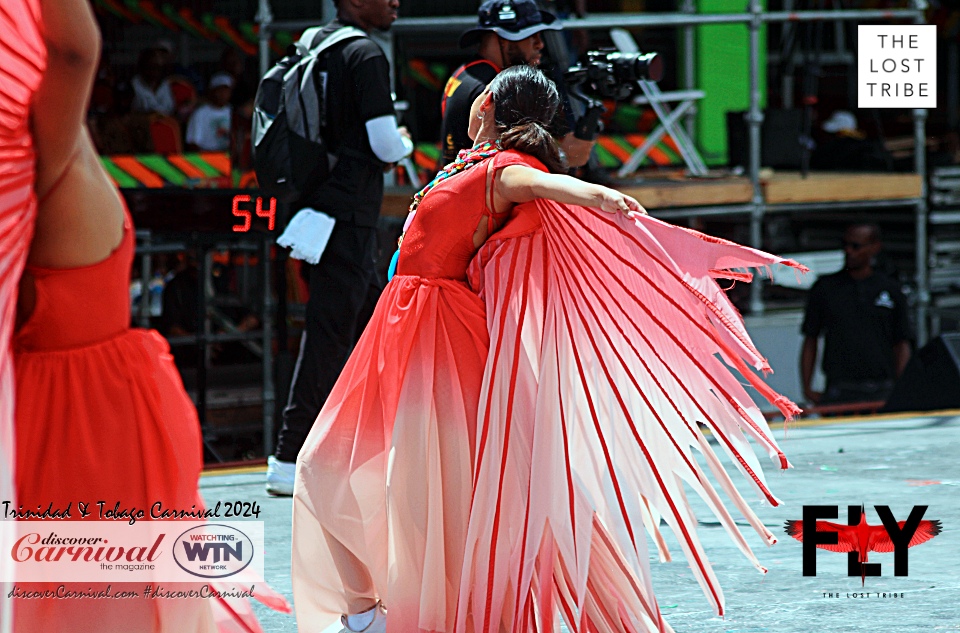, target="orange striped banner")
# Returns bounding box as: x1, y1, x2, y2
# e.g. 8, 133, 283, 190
199, 152, 231, 174
168, 155, 207, 179
111, 156, 165, 188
